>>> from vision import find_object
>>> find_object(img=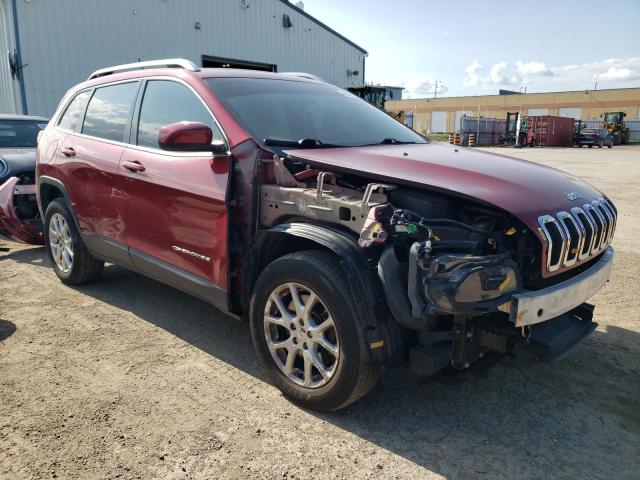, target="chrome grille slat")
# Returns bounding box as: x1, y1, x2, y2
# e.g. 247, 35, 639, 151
556, 211, 582, 267
571, 207, 594, 260
538, 197, 616, 274
538, 215, 567, 272
603, 200, 617, 238
598, 200, 616, 244
584, 203, 605, 255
